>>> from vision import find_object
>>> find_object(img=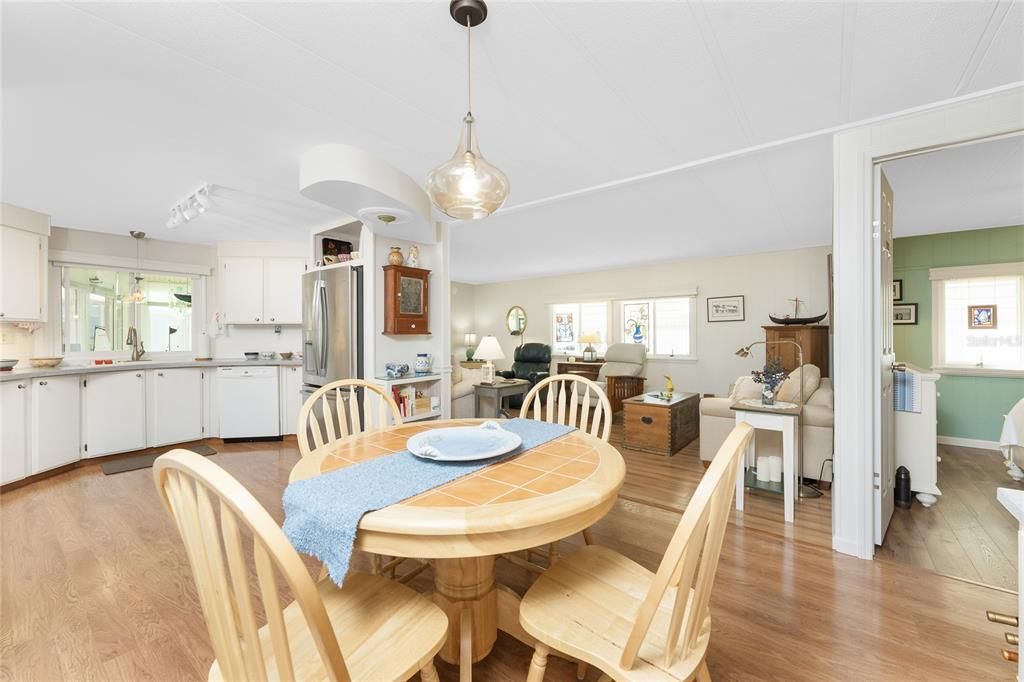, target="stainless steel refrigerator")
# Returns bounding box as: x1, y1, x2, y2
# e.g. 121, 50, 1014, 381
301, 266, 363, 395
